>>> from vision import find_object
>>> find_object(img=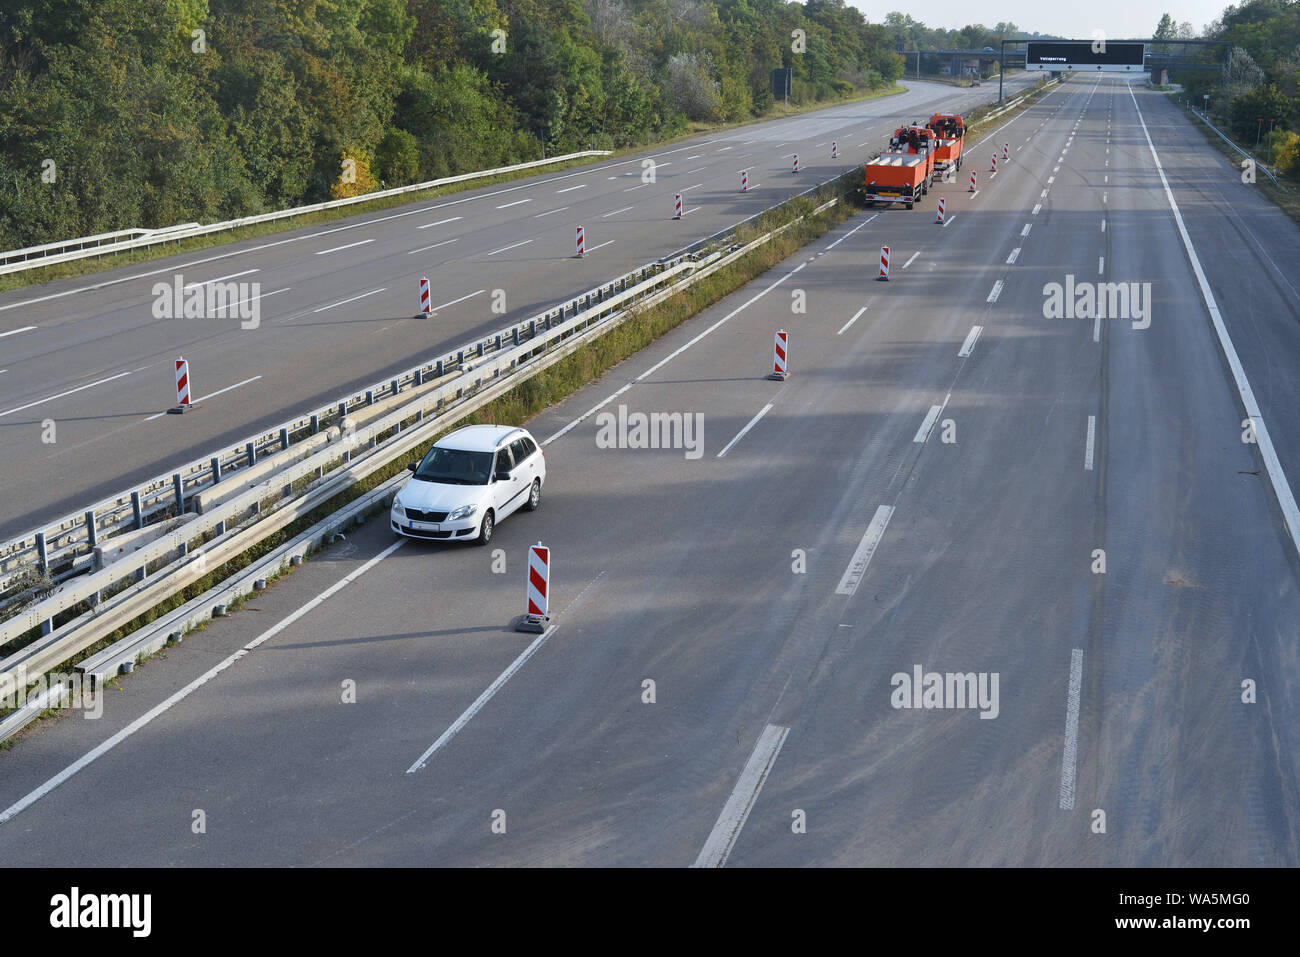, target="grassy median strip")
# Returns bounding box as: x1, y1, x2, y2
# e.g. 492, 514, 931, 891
0, 176, 861, 733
